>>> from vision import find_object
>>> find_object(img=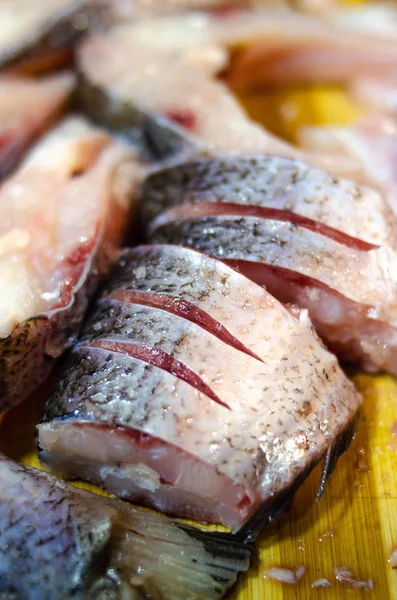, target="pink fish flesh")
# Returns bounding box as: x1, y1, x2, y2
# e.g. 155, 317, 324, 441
0, 116, 146, 412
0, 72, 75, 179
